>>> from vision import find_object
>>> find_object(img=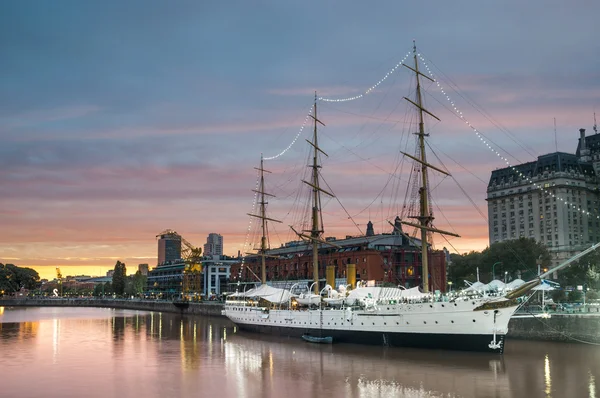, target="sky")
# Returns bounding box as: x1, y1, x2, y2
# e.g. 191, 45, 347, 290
1, 1, 599, 280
